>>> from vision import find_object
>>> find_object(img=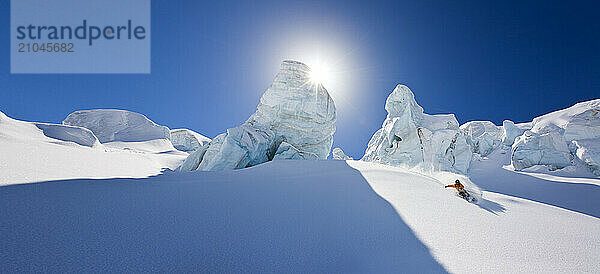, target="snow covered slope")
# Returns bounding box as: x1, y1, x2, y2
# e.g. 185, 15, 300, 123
0, 160, 597, 273
0, 112, 187, 186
